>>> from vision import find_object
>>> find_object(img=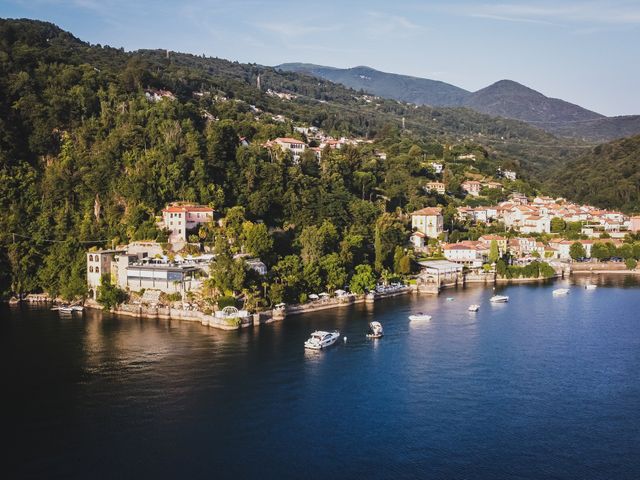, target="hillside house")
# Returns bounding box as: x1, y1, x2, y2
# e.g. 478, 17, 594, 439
425, 182, 446, 195
461, 180, 482, 197
161, 203, 214, 243
411, 207, 444, 238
